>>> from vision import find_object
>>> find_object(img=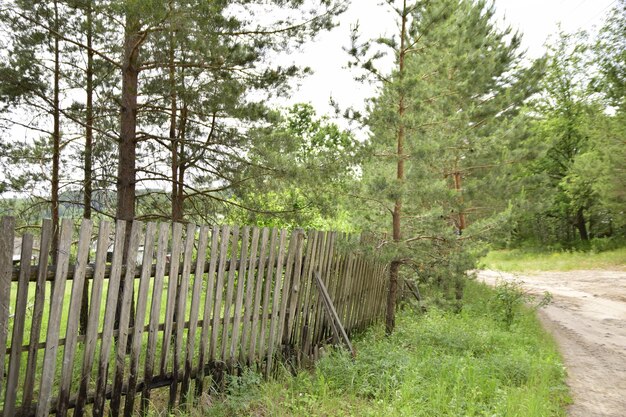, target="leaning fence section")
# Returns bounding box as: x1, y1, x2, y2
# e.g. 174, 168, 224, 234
0, 216, 387, 416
